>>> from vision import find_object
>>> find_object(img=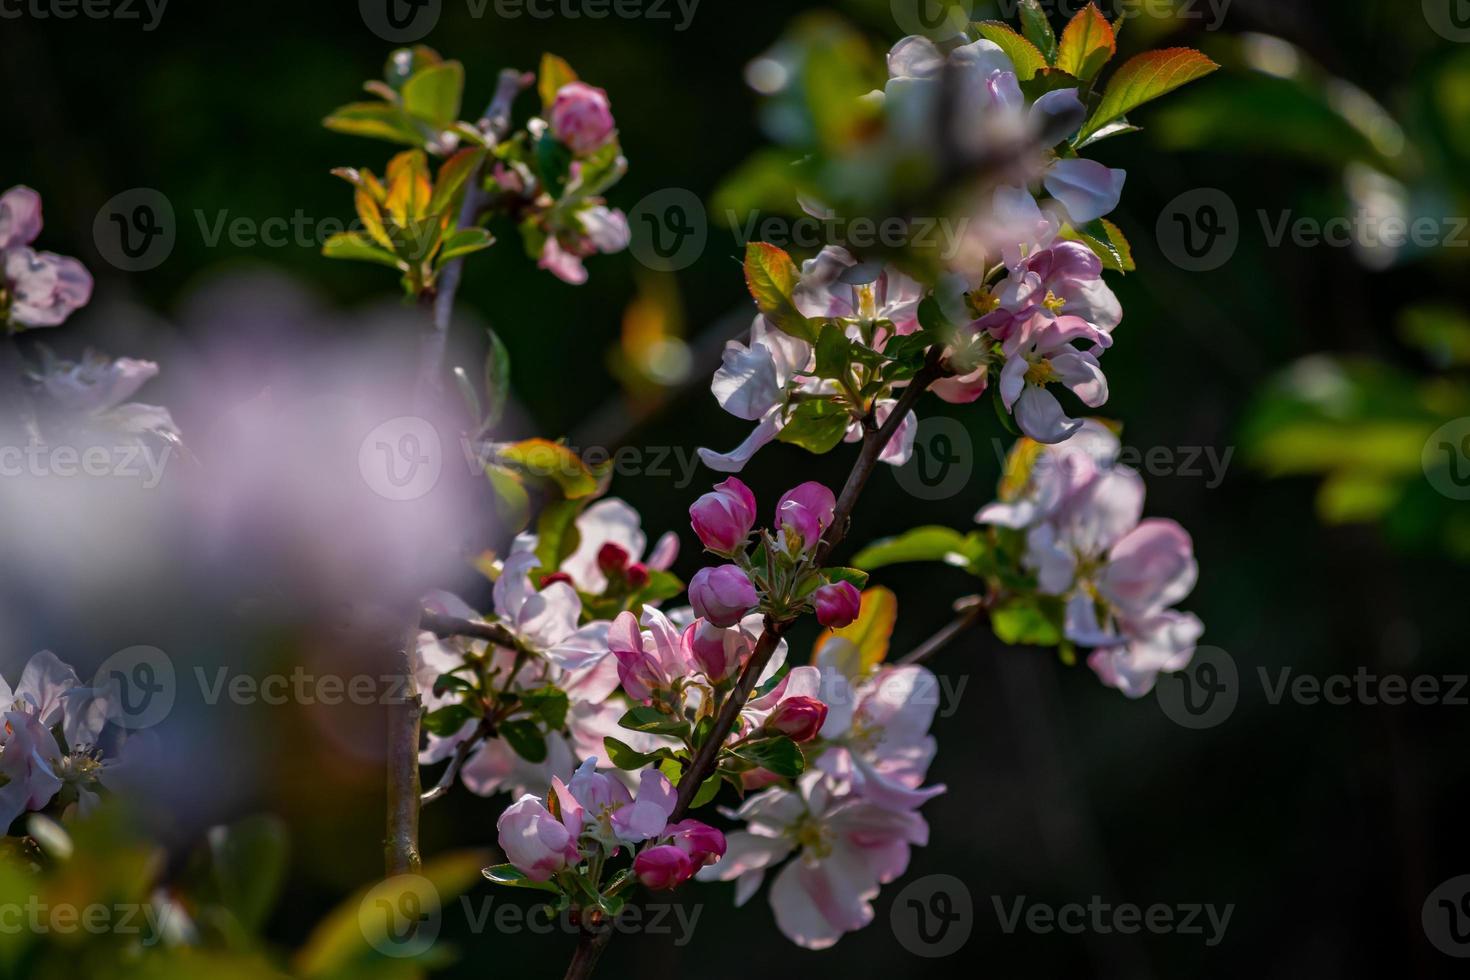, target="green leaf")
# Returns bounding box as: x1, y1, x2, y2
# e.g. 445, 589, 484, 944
386, 45, 443, 92
496, 439, 599, 498
423, 704, 472, 737
1077, 47, 1219, 143
321, 231, 403, 269
630, 569, 685, 609
744, 242, 817, 342
534, 497, 584, 573
1018, 0, 1058, 64
483, 327, 511, 430
1073, 119, 1141, 149
538, 53, 579, 112
852, 526, 986, 571
604, 736, 663, 770
501, 720, 548, 763
814, 320, 852, 380
619, 706, 691, 737
519, 686, 570, 730
975, 22, 1048, 81
535, 132, 574, 196
452, 366, 482, 427
485, 462, 531, 532
991, 595, 1064, 646
205, 816, 288, 933
429, 147, 487, 215
689, 774, 722, 809
1055, 3, 1116, 82
823, 567, 870, 589
402, 61, 464, 130
777, 399, 852, 454
482, 863, 560, 893
1064, 218, 1135, 274
322, 102, 421, 146
731, 736, 804, 779
436, 227, 495, 267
